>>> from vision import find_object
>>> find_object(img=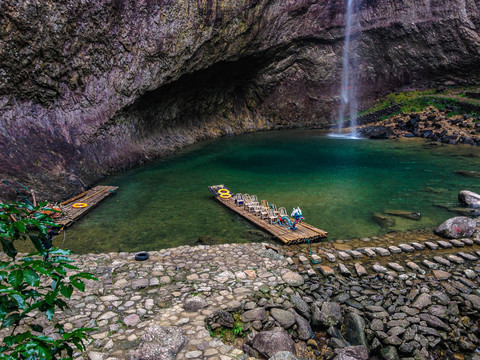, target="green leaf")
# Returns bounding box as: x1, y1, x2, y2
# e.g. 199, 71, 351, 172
23, 268, 39, 287
11, 294, 26, 309
45, 292, 55, 305
70, 272, 98, 281
70, 279, 85, 292
59, 285, 73, 299
28, 235, 46, 254
13, 221, 26, 233
45, 307, 54, 320
1, 313, 20, 328
30, 324, 43, 333
0, 239, 17, 259
7, 270, 23, 287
